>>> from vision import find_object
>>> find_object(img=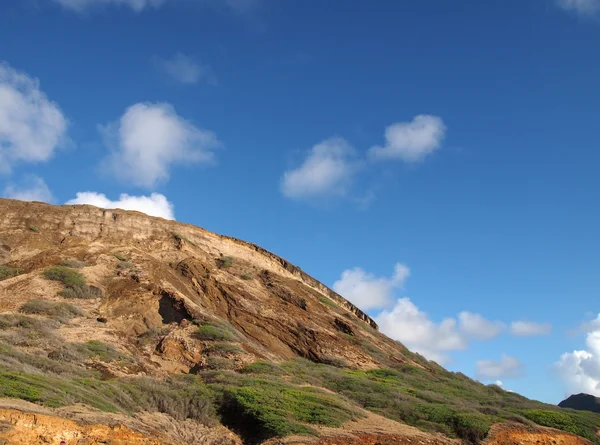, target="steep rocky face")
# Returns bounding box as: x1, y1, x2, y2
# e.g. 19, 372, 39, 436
1, 198, 599, 445
559, 394, 600, 414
